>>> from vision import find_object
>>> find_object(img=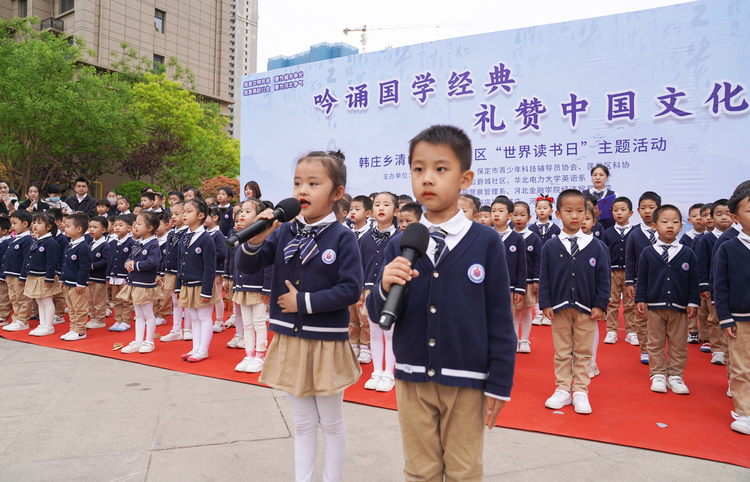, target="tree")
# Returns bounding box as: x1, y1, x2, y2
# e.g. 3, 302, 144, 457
119, 130, 182, 180
0, 18, 139, 192
110, 42, 196, 91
